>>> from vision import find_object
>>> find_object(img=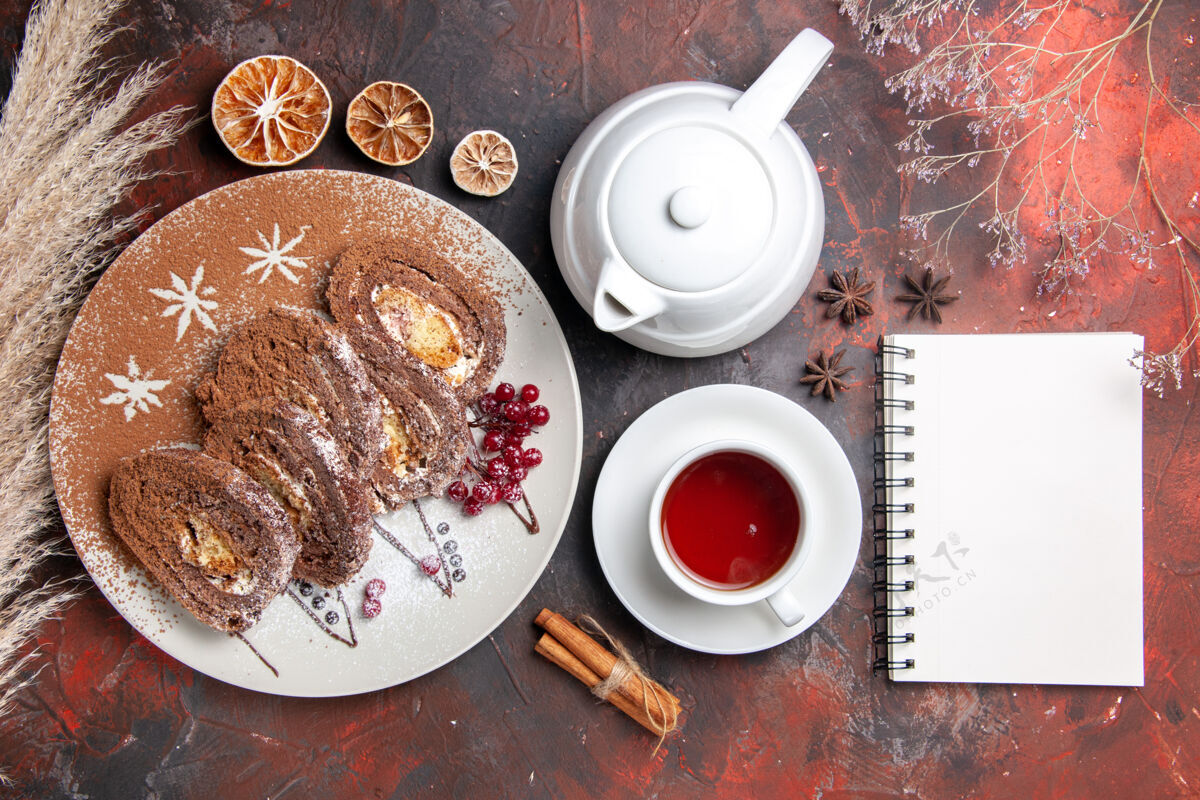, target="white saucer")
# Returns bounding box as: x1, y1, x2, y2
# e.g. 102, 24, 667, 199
593, 384, 862, 654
